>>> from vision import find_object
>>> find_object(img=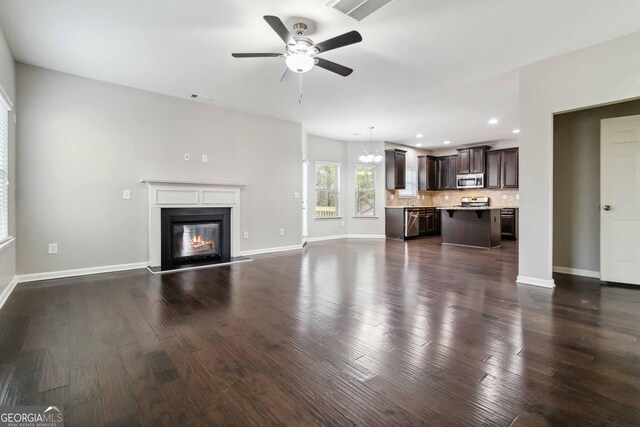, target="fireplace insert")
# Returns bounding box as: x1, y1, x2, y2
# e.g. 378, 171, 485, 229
161, 208, 231, 269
